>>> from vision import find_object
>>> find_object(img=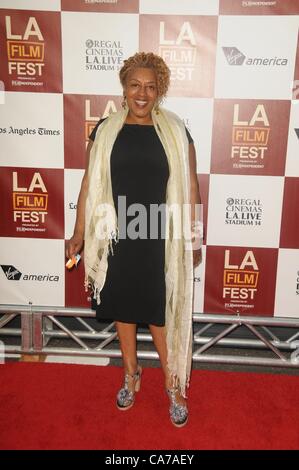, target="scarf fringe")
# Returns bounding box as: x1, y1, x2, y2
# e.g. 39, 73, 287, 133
108, 226, 119, 256
85, 226, 119, 303
168, 372, 190, 399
